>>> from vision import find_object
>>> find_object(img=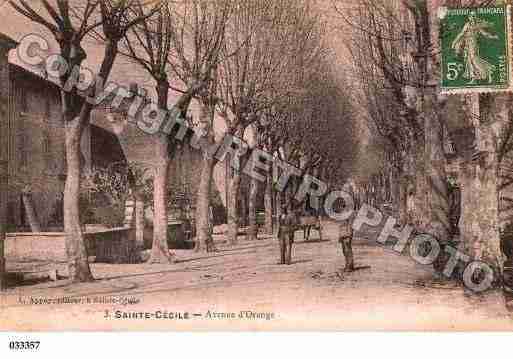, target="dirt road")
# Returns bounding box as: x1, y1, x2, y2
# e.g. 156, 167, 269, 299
1, 222, 512, 330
